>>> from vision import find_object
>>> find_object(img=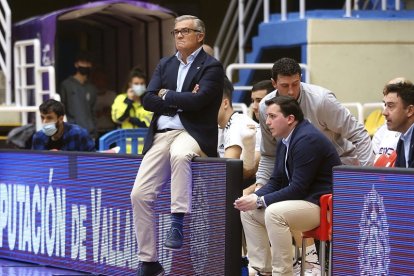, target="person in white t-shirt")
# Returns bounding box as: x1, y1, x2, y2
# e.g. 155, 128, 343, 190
372, 122, 400, 157
217, 78, 261, 181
